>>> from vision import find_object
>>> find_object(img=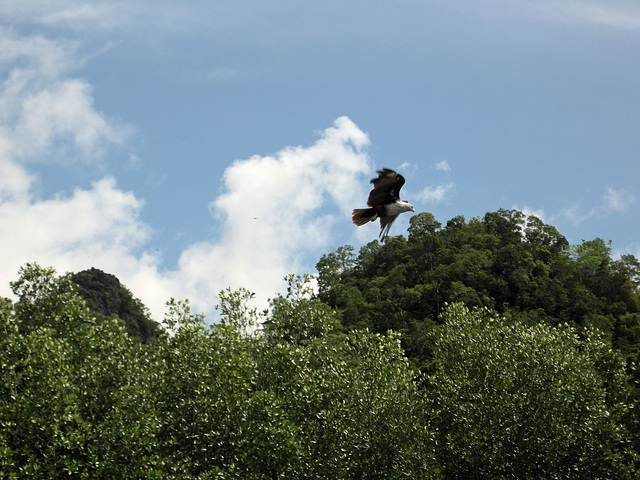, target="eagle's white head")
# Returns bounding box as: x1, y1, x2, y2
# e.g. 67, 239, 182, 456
388, 200, 415, 216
